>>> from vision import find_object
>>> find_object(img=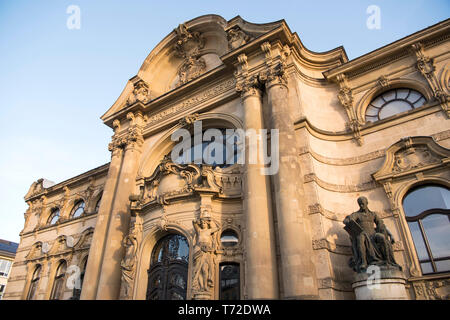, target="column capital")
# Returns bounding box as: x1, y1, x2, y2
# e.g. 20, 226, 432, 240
235, 75, 262, 101
260, 63, 288, 90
